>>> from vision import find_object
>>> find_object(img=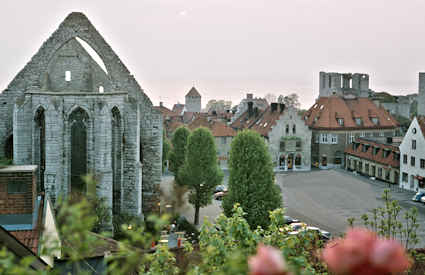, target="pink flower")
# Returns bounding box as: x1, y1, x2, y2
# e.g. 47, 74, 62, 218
249, 244, 290, 275
322, 228, 411, 275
